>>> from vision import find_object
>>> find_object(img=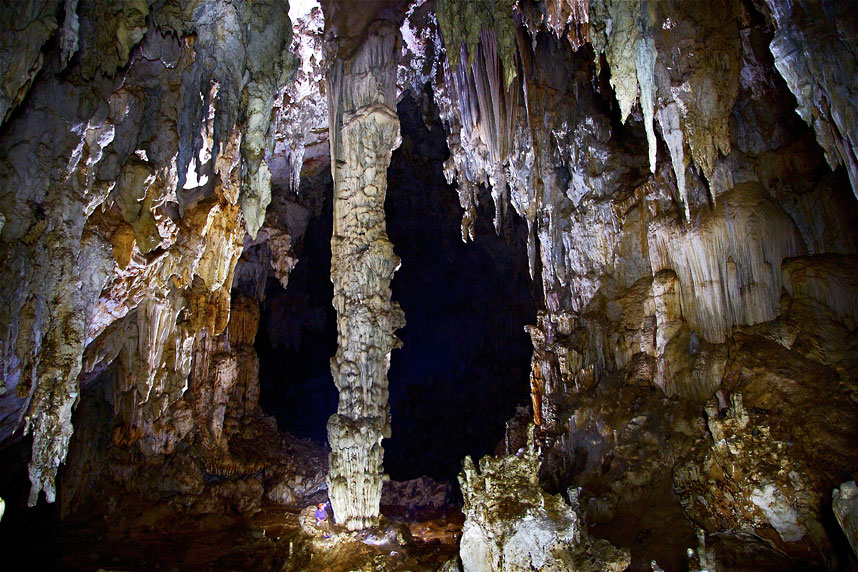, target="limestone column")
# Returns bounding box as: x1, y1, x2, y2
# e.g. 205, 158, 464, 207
325, 22, 405, 531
